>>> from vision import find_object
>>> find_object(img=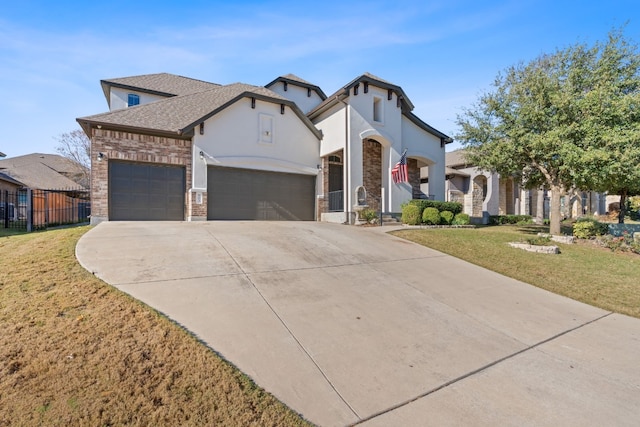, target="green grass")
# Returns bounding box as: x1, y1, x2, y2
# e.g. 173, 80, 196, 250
0, 226, 312, 426
392, 225, 640, 318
